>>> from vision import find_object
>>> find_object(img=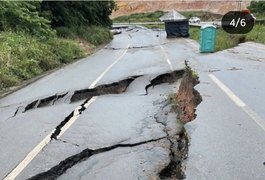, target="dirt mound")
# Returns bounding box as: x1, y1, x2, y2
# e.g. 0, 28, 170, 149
112, 0, 251, 18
